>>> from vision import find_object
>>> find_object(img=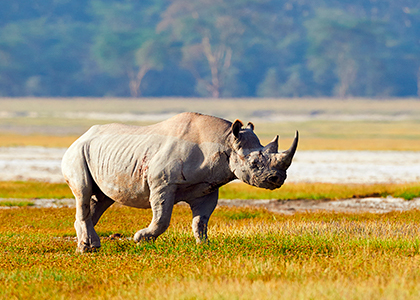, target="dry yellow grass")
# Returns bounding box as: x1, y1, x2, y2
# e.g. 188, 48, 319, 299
0, 134, 417, 150
0, 134, 419, 151
0, 98, 419, 150
2, 206, 420, 299
0, 134, 78, 147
